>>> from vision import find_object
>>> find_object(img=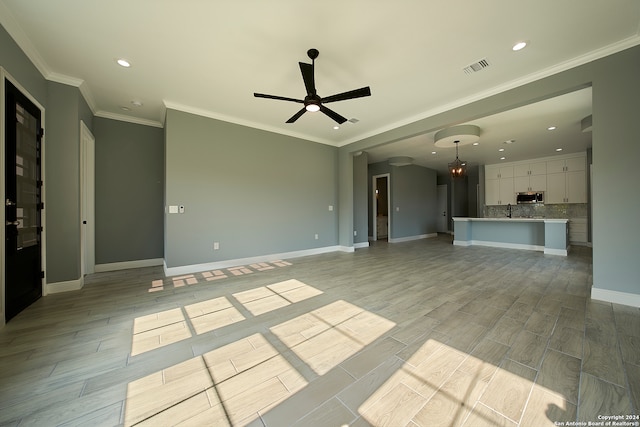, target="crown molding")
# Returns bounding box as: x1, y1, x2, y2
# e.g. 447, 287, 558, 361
337, 34, 640, 147
162, 100, 335, 146
94, 110, 163, 128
